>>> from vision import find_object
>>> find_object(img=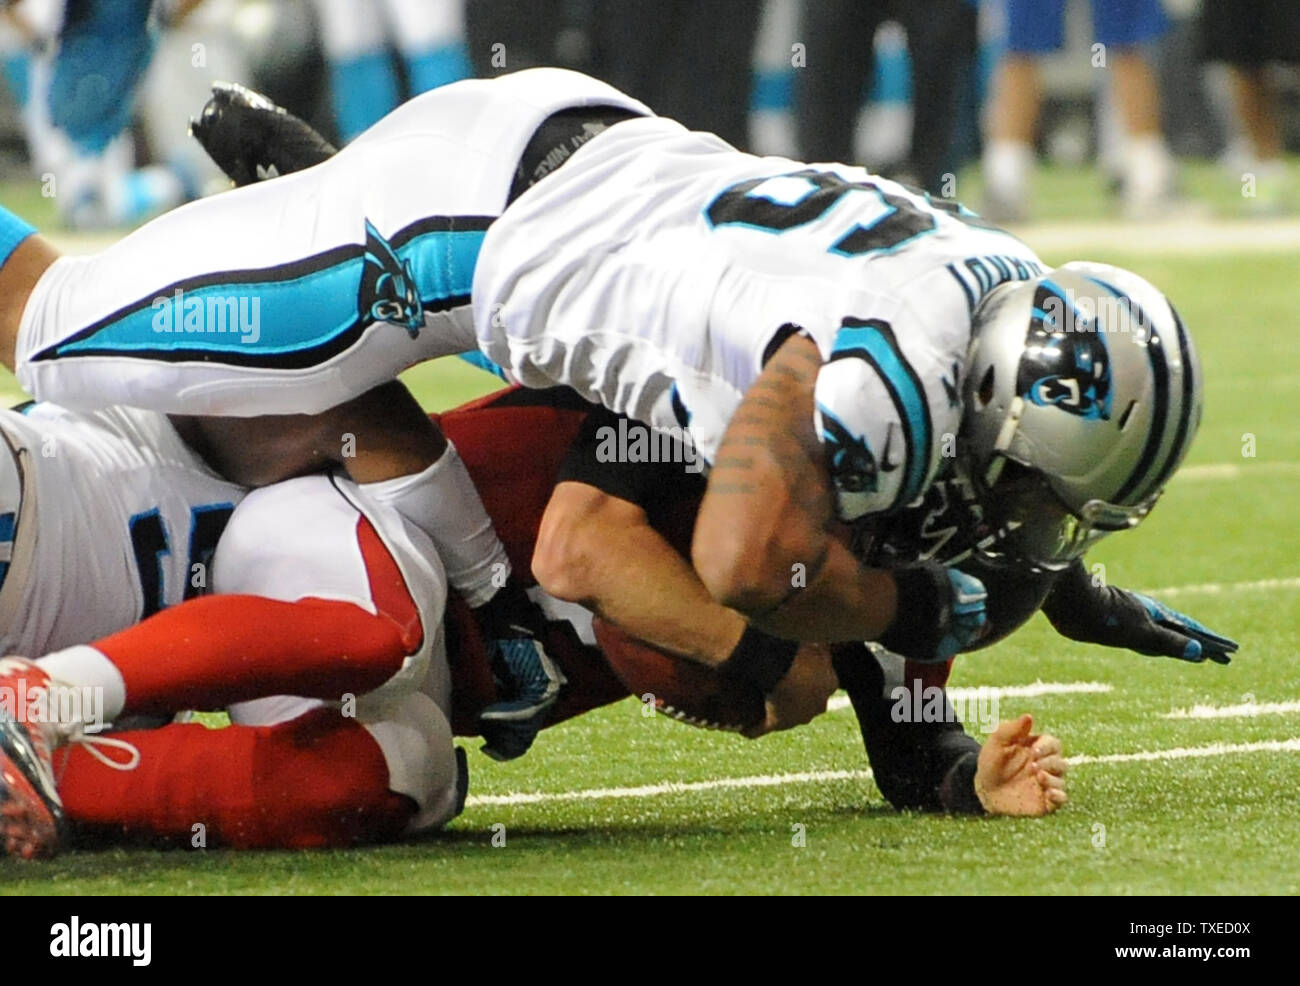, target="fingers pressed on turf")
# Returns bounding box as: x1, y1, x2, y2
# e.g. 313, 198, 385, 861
743, 708, 776, 739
